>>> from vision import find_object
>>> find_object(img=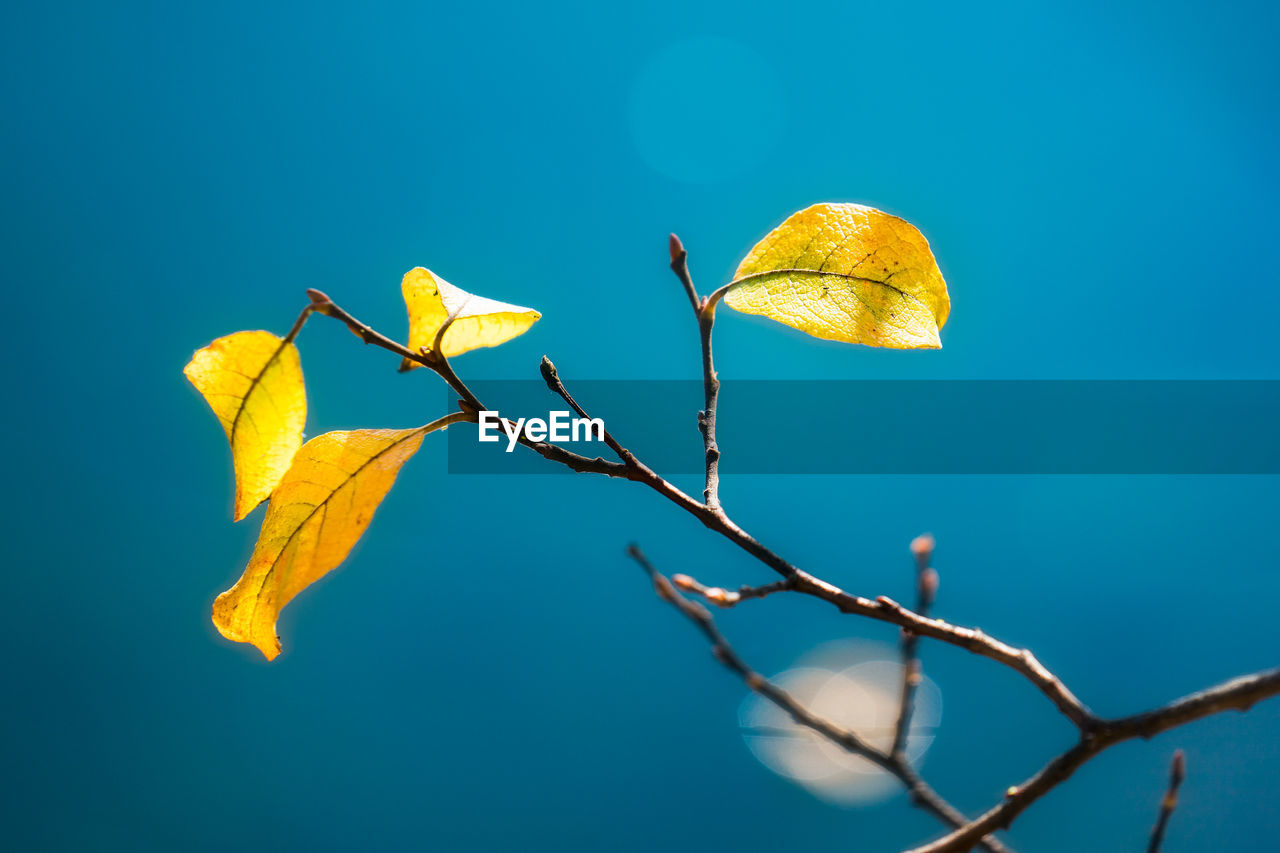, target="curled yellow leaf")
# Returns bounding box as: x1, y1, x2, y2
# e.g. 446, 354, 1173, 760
213, 416, 464, 660
400, 267, 541, 369
724, 203, 950, 349
184, 331, 307, 521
